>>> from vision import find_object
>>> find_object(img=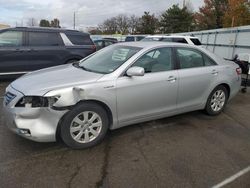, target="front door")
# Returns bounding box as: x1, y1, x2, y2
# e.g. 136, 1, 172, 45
116, 47, 178, 125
